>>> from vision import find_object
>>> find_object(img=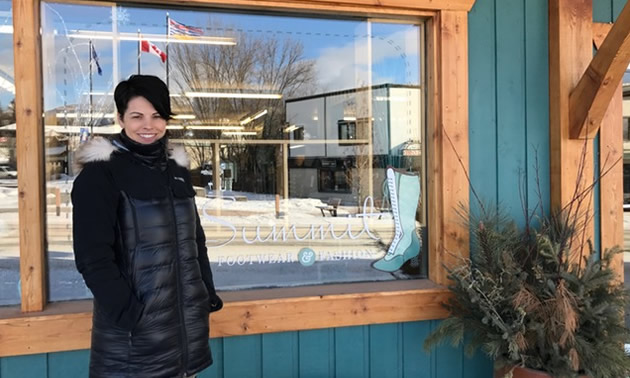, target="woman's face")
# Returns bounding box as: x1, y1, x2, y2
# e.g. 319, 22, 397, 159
119, 96, 167, 144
